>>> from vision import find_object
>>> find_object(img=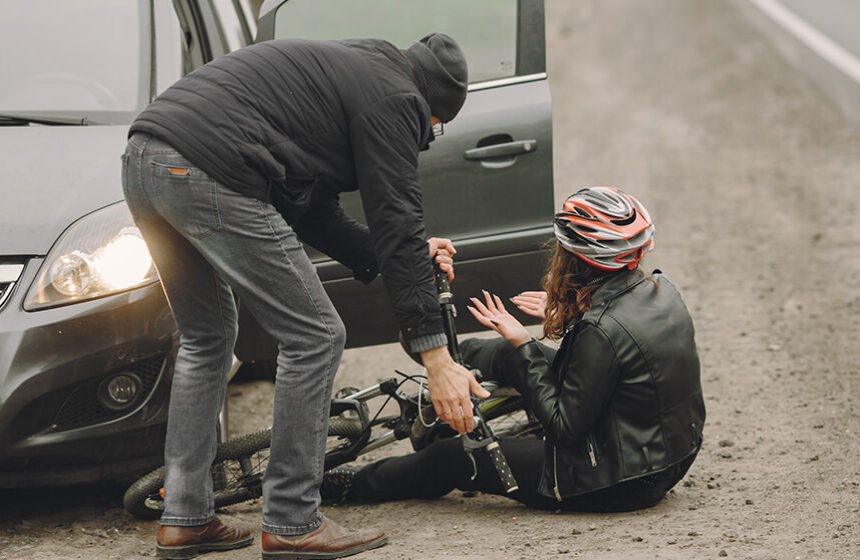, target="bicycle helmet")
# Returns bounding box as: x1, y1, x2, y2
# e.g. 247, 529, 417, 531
553, 186, 655, 271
